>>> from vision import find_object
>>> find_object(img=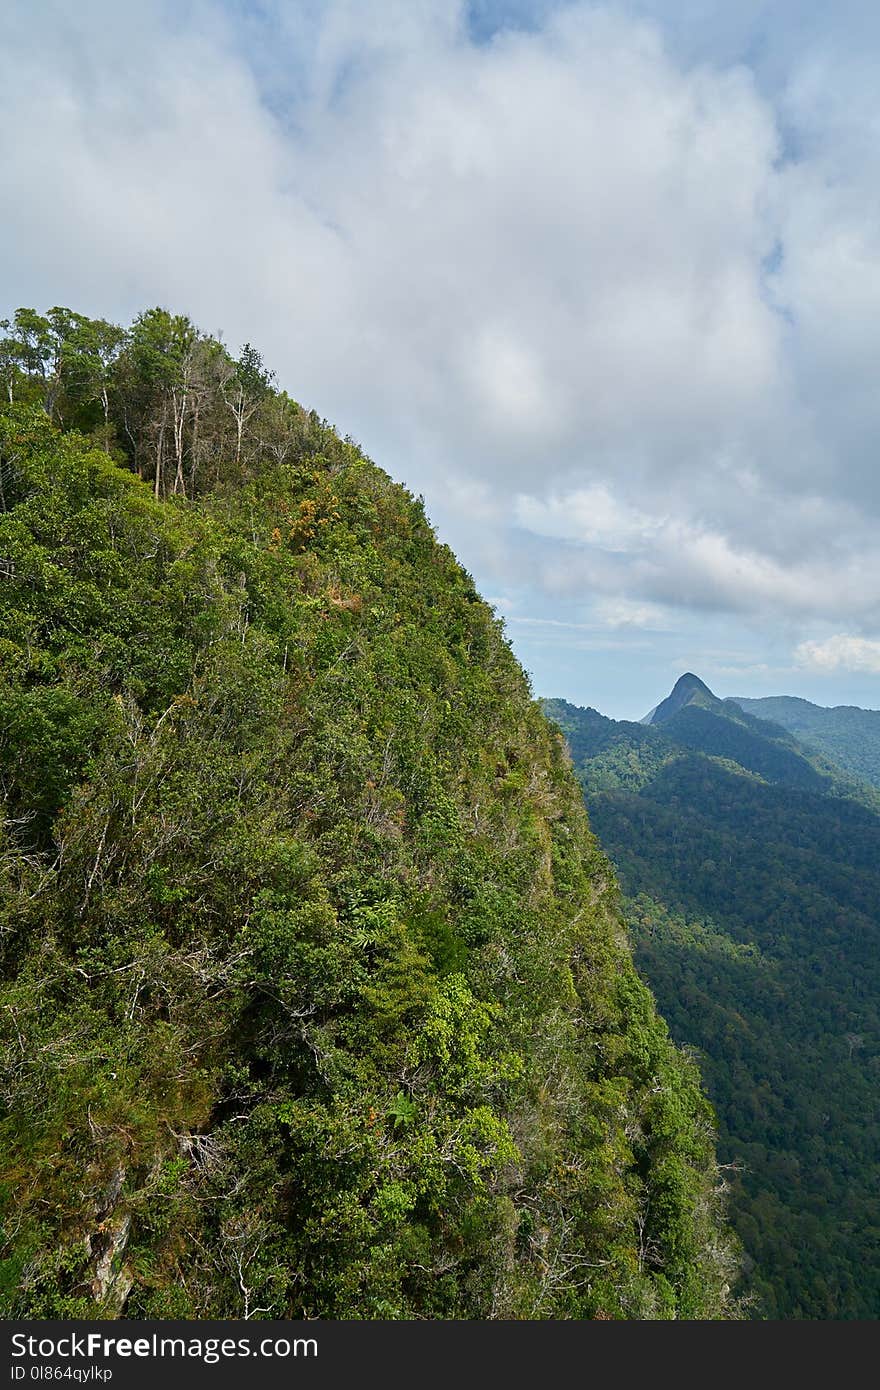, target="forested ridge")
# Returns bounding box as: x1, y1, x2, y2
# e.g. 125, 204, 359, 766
732, 694, 880, 791
0, 306, 737, 1319
544, 685, 880, 1318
